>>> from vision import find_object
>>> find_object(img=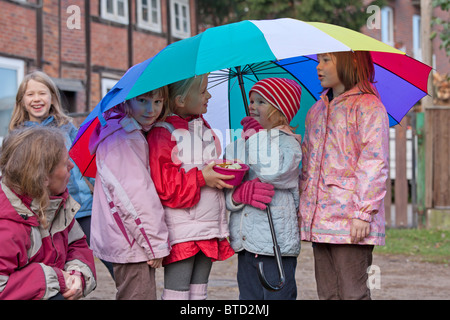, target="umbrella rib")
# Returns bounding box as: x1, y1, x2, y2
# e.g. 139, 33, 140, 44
208, 77, 231, 90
